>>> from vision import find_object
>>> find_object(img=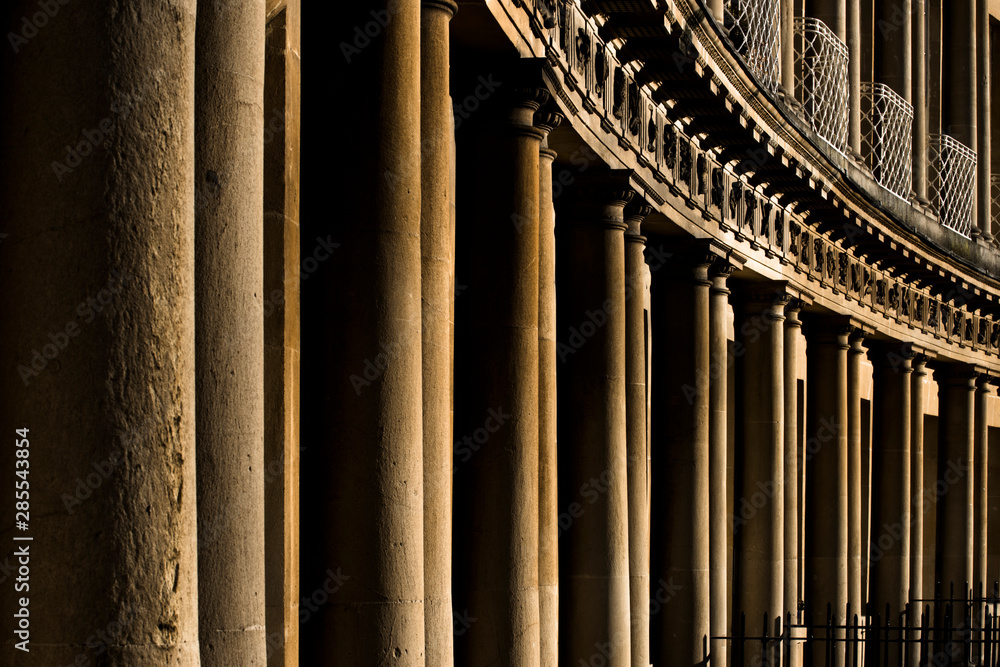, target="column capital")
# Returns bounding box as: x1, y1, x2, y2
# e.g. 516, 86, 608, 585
931, 361, 982, 388
802, 315, 864, 348
566, 170, 642, 231
734, 281, 796, 318
785, 299, 805, 328
866, 340, 918, 372
657, 238, 730, 285
624, 200, 653, 242
708, 253, 744, 294
534, 109, 563, 137
422, 0, 459, 17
